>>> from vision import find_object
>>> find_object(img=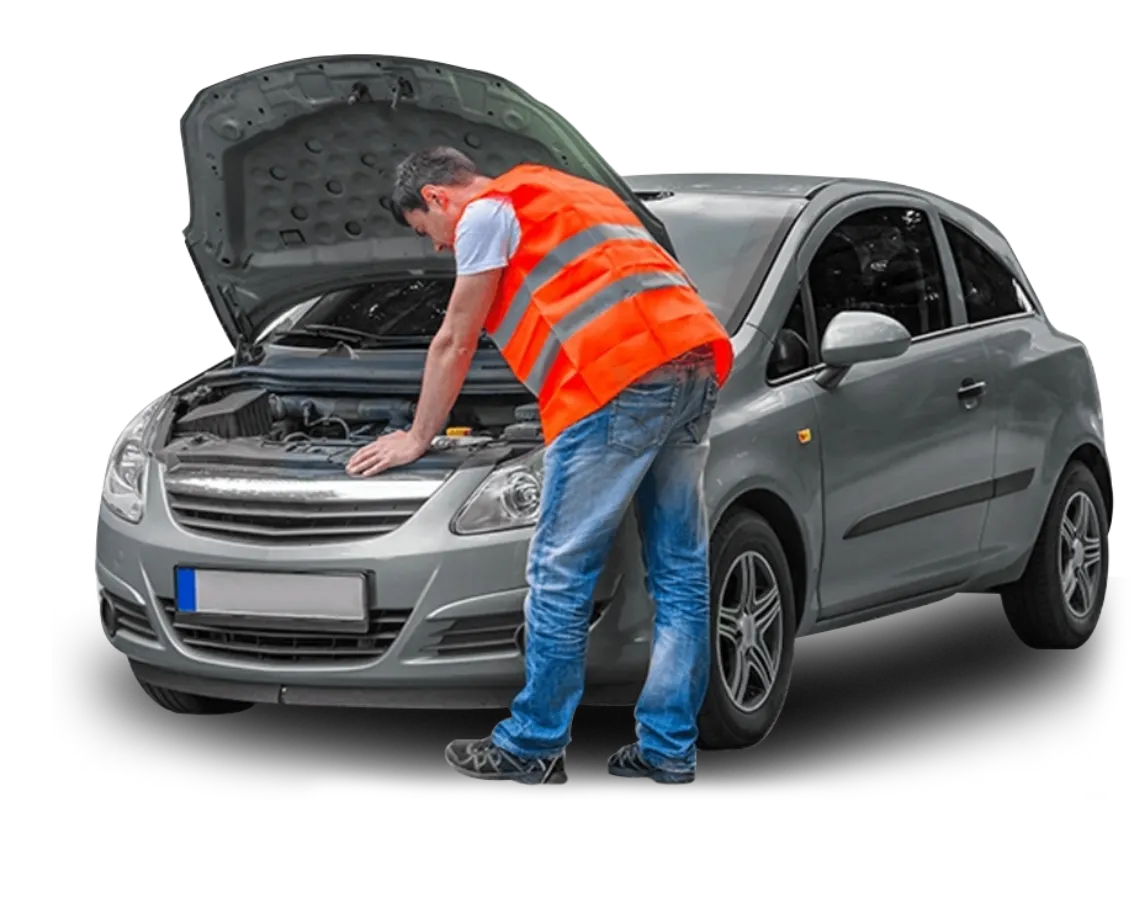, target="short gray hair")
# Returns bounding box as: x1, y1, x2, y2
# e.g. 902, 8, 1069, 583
390, 146, 479, 225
